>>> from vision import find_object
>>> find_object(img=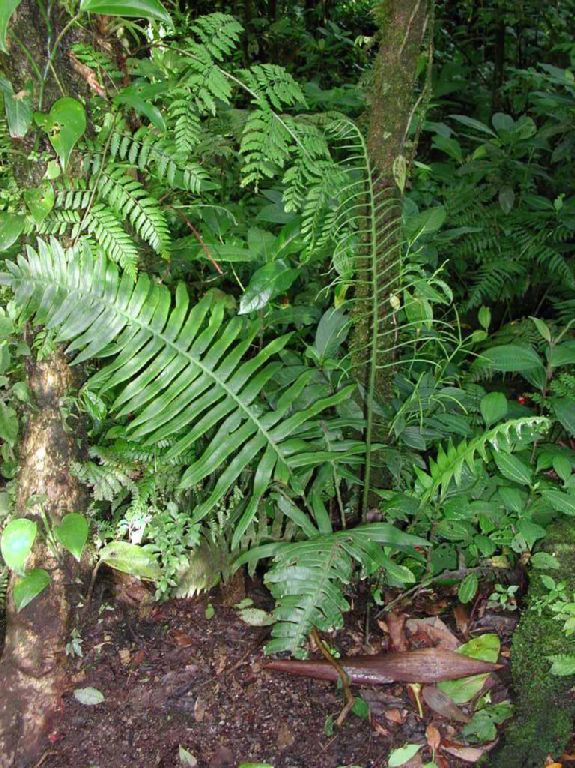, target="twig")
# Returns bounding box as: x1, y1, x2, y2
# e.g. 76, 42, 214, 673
168, 206, 223, 275
310, 628, 354, 727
